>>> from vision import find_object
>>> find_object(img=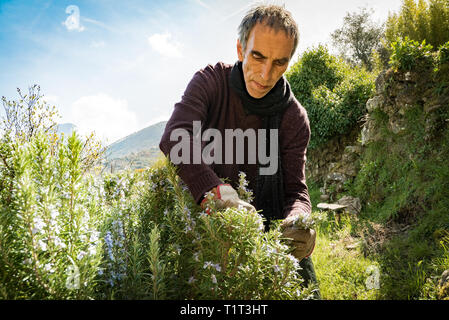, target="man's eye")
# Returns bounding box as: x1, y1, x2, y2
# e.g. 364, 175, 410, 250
275, 60, 287, 66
